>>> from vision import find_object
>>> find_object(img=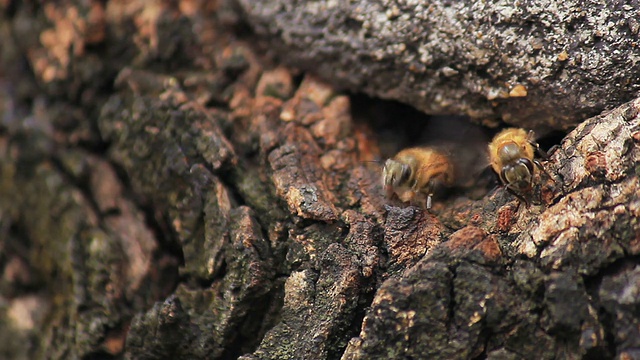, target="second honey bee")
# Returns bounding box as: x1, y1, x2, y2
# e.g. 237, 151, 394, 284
488, 128, 552, 205
382, 147, 454, 209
